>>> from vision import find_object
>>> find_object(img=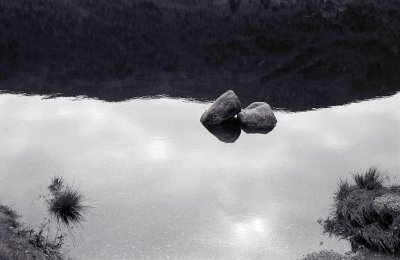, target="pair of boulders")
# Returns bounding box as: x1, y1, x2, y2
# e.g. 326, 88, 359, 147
200, 90, 277, 130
